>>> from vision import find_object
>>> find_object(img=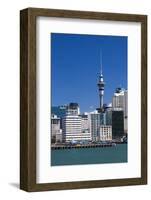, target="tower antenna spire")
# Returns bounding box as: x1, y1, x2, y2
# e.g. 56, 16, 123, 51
97, 49, 105, 112
100, 50, 103, 76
